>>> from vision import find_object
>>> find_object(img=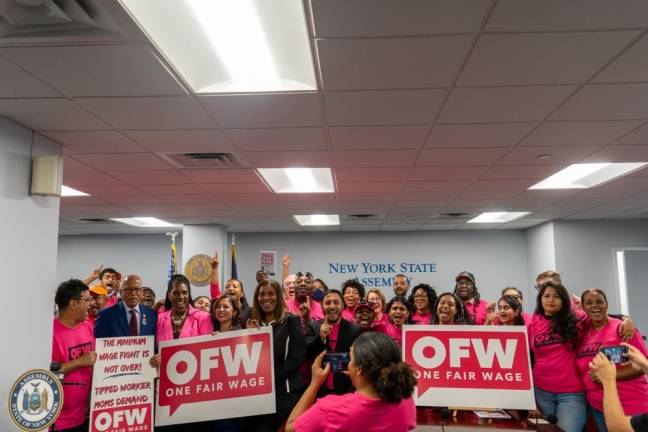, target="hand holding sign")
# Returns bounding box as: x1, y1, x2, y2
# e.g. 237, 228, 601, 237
78, 351, 97, 367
